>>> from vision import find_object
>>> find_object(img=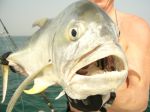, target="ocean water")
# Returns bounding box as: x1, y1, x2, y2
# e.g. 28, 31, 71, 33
0, 36, 68, 112
0, 36, 149, 112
